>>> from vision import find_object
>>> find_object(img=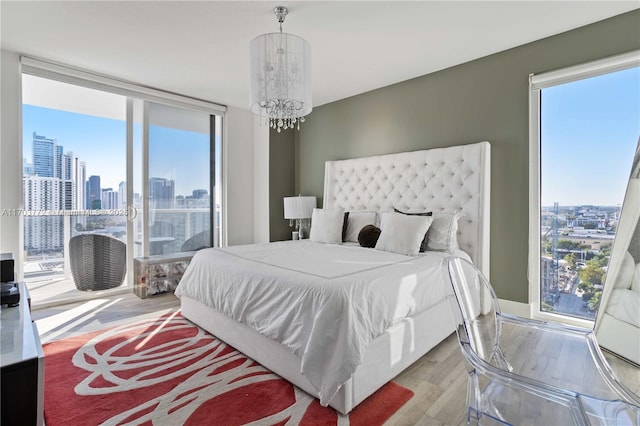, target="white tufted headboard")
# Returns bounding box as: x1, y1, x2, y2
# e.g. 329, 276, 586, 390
323, 141, 490, 275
